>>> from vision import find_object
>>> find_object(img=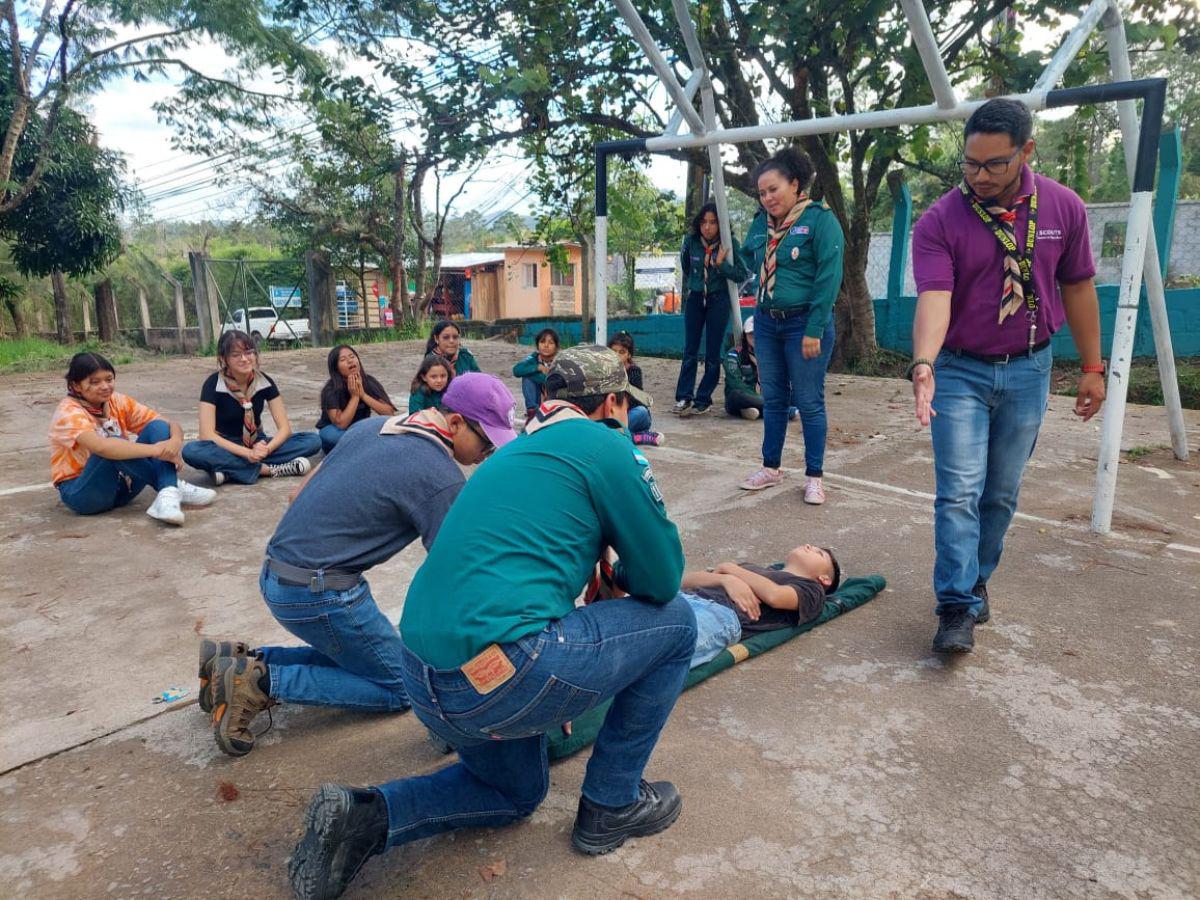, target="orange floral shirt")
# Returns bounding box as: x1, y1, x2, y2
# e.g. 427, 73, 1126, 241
48, 393, 159, 484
